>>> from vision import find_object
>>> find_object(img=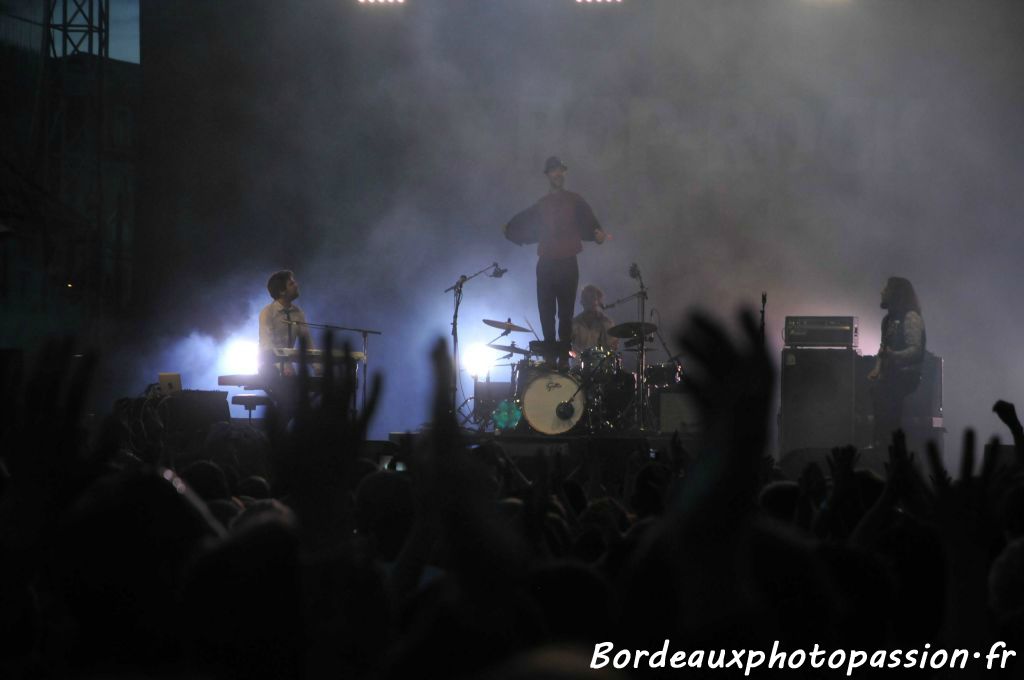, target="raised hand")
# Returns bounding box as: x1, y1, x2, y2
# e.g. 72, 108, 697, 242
1, 340, 98, 562
410, 339, 526, 590
826, 445, 860, 489
922, 430, 1016, 646
794, 461, 827, 532
820, 445, 863, 539
993, 400, 1021, 432
661, 308, 775, 532
881, 430, 930, 517
798, 461, 827, 506
923, 431, 1004, 549
993, 400, 1024, 466
850, 431, 926, 546
676, 308, 774, 469
266, 332, 382, 548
